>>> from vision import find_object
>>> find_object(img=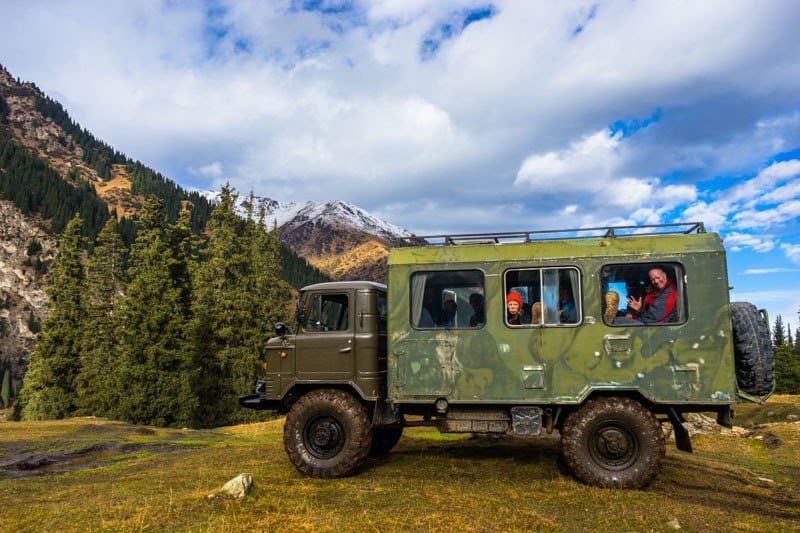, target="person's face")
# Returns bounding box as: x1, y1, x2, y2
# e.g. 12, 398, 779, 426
507, 300, 520, 314
649, 269, 668, 290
